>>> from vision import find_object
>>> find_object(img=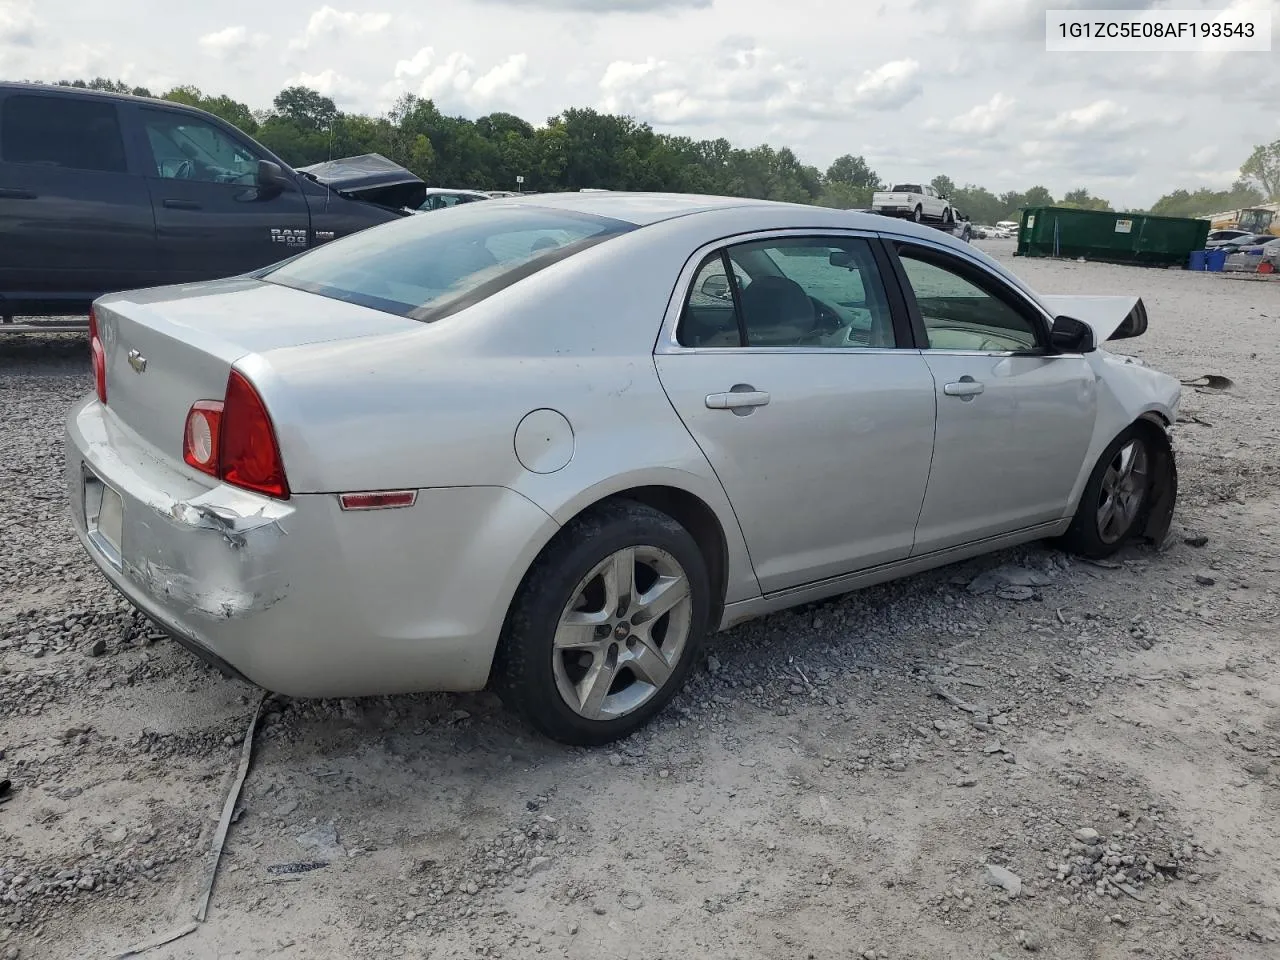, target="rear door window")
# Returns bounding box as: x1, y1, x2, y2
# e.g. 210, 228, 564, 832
0, 95, 128, 173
